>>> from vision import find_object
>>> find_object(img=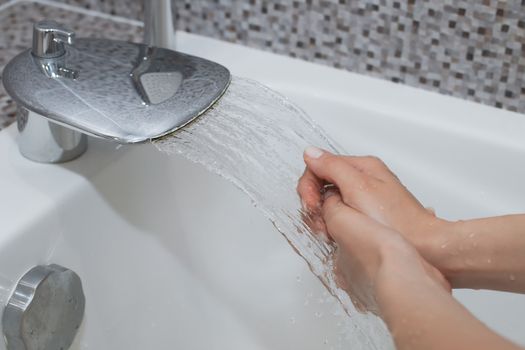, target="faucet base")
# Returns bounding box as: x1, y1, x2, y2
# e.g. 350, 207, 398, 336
17, 108, 87, 163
